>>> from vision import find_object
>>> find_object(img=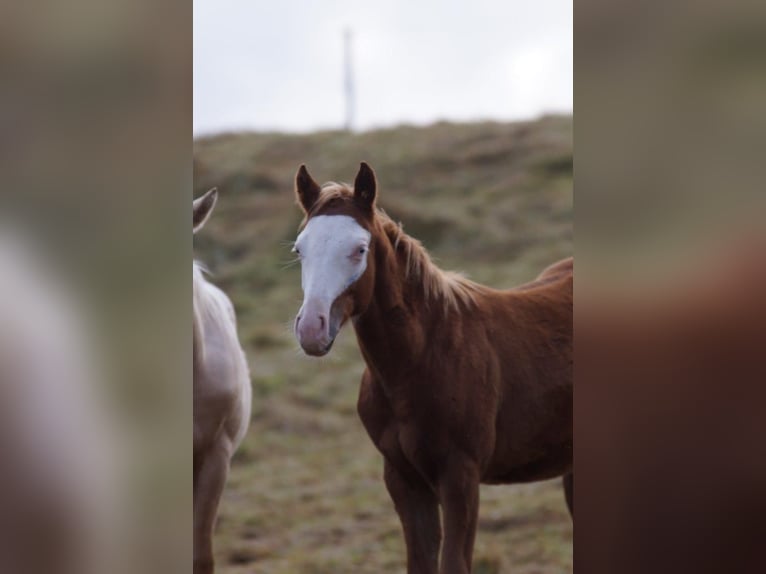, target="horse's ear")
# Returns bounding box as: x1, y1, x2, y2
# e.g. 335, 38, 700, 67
193, 188, 218, 234
353, 162, 377, 213
295, 164, 321, 213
